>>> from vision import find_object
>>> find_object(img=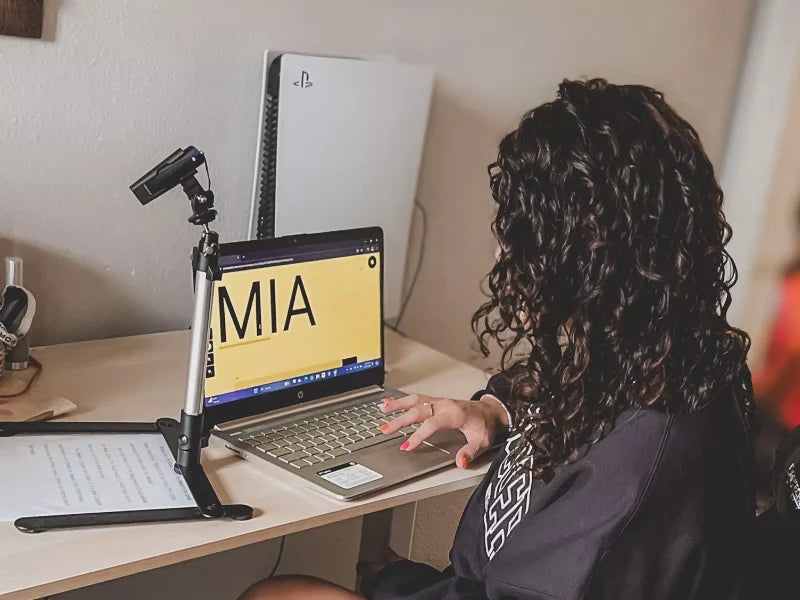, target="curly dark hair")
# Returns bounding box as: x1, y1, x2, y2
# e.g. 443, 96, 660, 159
473, 78, 753, 481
